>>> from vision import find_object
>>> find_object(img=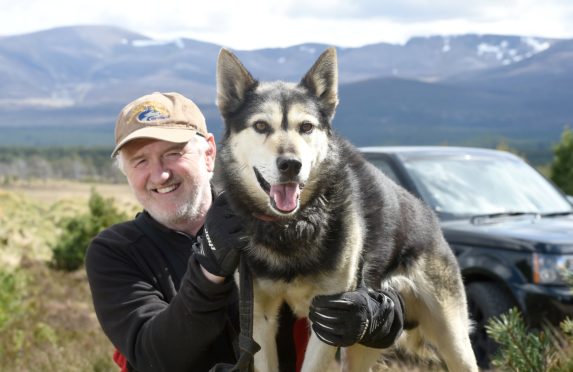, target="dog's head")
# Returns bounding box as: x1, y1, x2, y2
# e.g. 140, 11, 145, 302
216, 48, 339, 218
